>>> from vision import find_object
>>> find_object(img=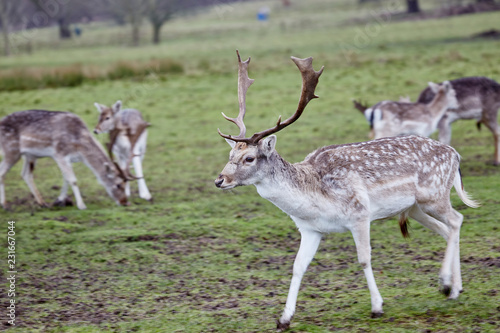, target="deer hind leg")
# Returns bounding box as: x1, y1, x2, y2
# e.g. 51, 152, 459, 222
20, 155, 48, 207
351, 221, 383, 317
53, 156, 86, 210
132, 132, 152, 201
277, 229, 322, 331
0, 154, 20, 208
480, 113, 500, 165
409, 204, 463, 299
